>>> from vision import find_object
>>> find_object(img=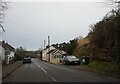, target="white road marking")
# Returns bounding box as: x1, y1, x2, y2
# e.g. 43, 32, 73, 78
52, 77, 57, 82
41, 68, 47, 74
36, 63, 47, 74
38, 65, 41, 68
35, 62, 41, 68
